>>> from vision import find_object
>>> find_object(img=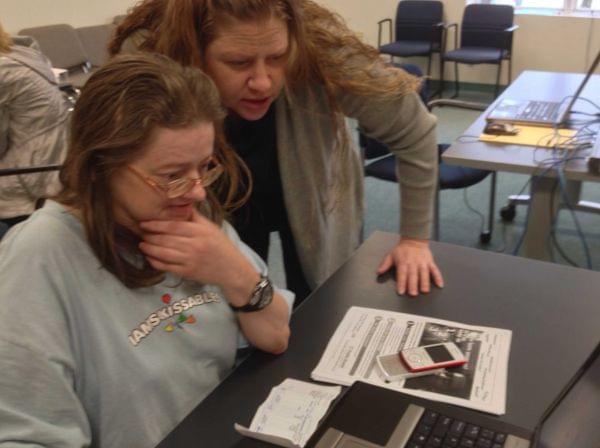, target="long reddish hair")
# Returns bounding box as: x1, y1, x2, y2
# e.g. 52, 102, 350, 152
109, 0, 419, 201
0, 22, 12, 53
109, 0, 419, 114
